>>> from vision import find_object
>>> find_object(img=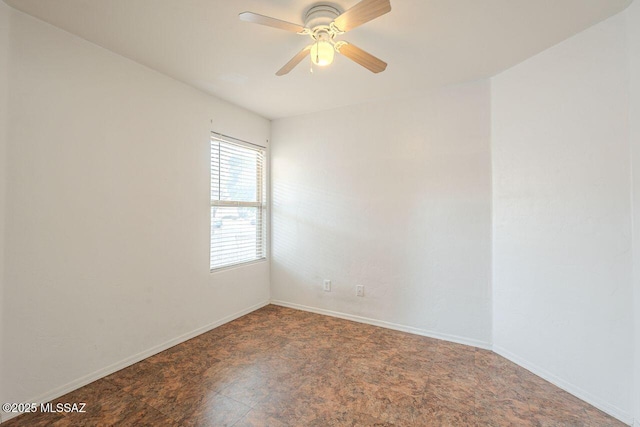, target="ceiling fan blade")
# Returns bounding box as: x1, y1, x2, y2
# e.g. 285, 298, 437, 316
239, 12, 307, 33
332, 0, 391, 32
276, 45, 312, 76
336, 42, 387, 73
